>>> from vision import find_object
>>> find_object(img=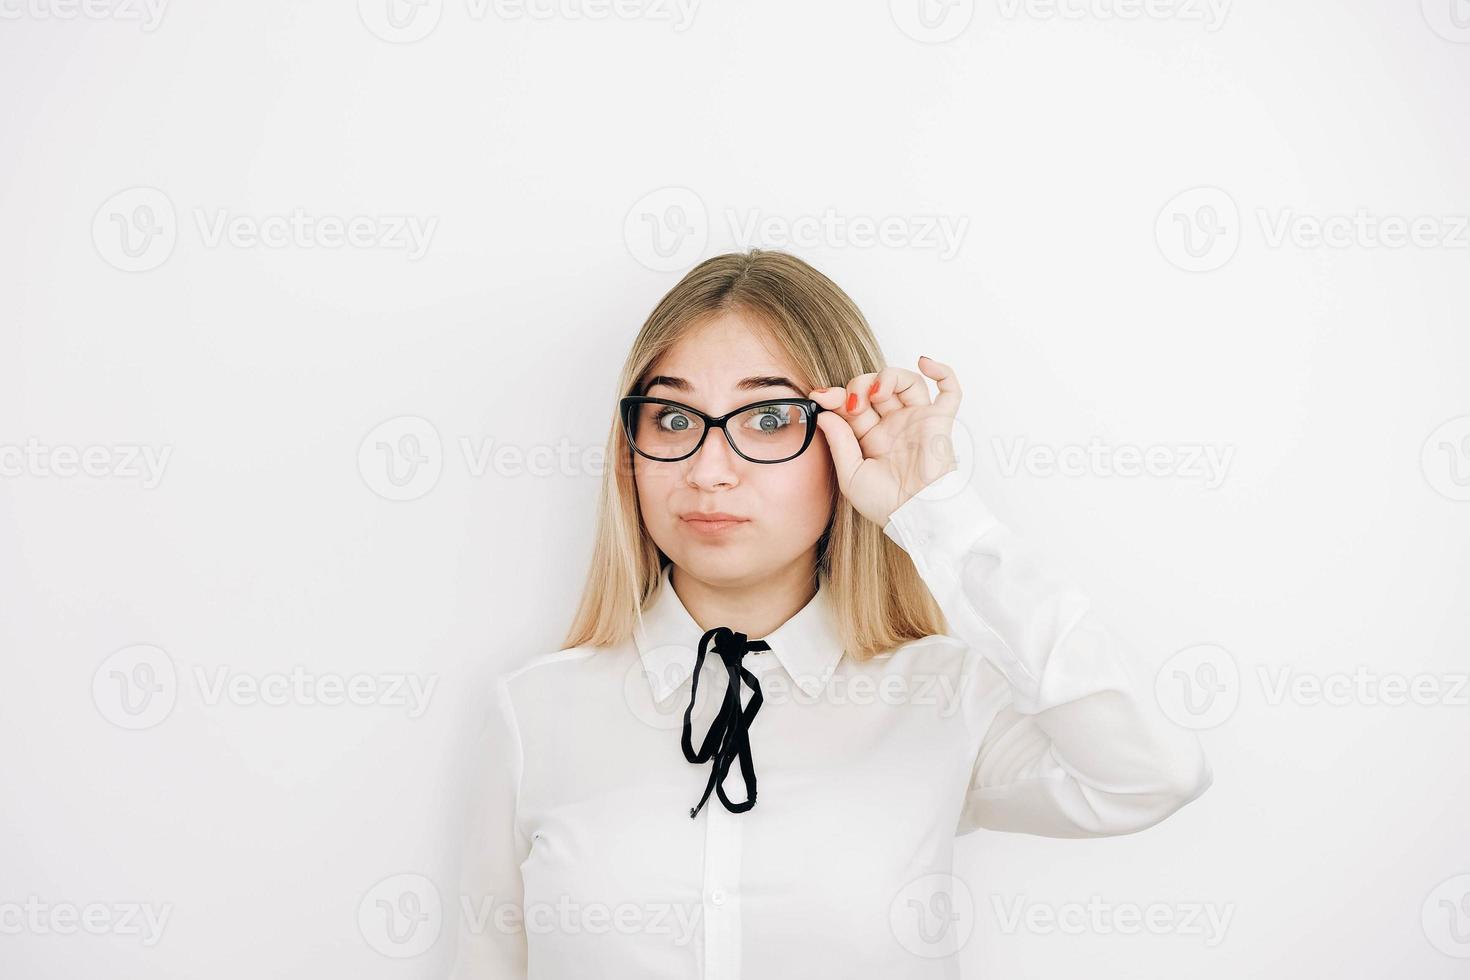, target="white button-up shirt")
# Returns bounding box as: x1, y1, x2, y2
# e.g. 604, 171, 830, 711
452, 468, 1213, 979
